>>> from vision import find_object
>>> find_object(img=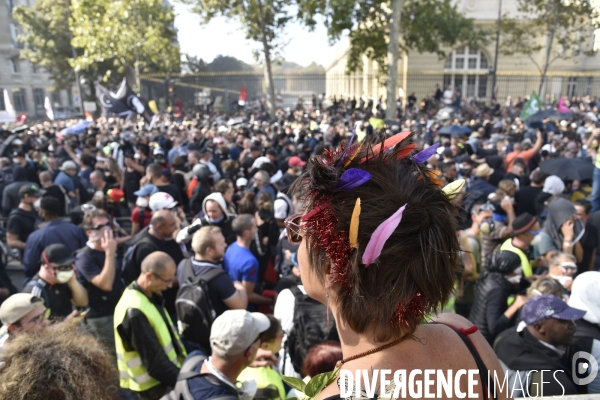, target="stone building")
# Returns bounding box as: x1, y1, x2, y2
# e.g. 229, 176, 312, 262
326, 0, 600, 103
0, 0, 79, 119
